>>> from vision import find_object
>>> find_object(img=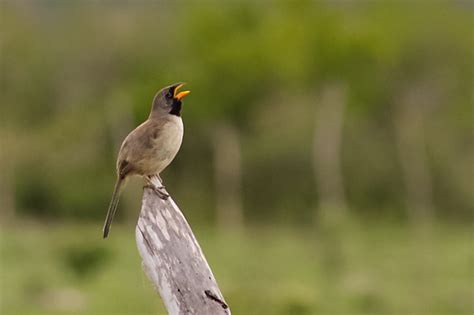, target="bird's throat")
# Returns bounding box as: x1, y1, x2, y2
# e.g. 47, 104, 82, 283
169, 100, 182, 116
